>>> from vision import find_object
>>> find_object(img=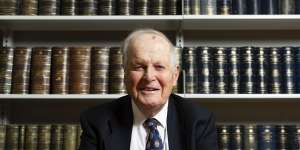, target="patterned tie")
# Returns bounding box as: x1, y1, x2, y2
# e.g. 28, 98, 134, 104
144, 118, 163, 150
